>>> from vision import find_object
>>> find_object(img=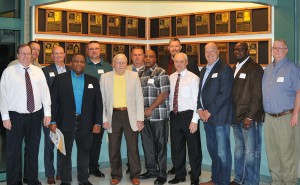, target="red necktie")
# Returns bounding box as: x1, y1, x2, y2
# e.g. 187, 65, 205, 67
173, 74, 180, 113
24, 68, 35, 113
